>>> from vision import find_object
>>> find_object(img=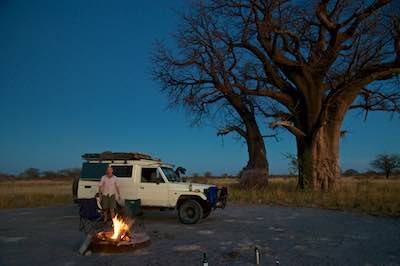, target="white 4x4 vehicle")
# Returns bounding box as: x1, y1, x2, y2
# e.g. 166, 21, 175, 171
74, 152, 227, 224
